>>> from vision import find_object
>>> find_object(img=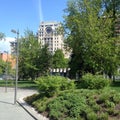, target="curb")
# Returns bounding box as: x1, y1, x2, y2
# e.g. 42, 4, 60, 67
17, 98, 49, 120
